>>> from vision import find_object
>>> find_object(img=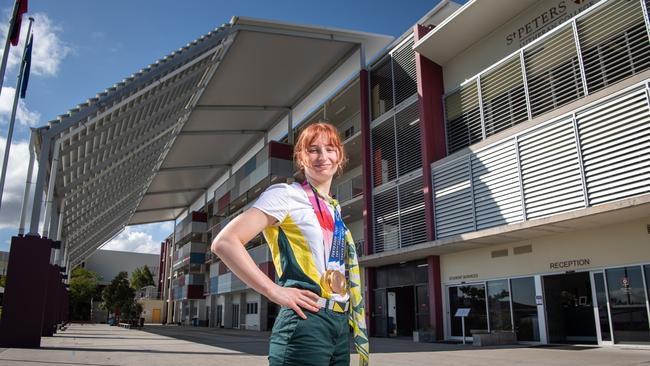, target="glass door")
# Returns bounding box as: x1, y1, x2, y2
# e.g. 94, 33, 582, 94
605, 266, 650, 344
590, 271, 613, 345
510, 277, 539, 341
448, 284, 487, 337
